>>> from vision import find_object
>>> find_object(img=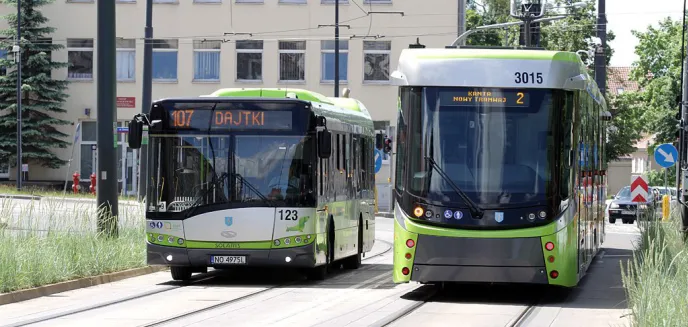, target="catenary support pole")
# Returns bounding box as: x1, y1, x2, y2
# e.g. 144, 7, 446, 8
681, 57, 688, 236
16, 0, 22, 190
458, 0, 466, 37
334, 0, 339, 97
138, 0, 153, 201
594, 0, 607, 94
96, 0, 118, 237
